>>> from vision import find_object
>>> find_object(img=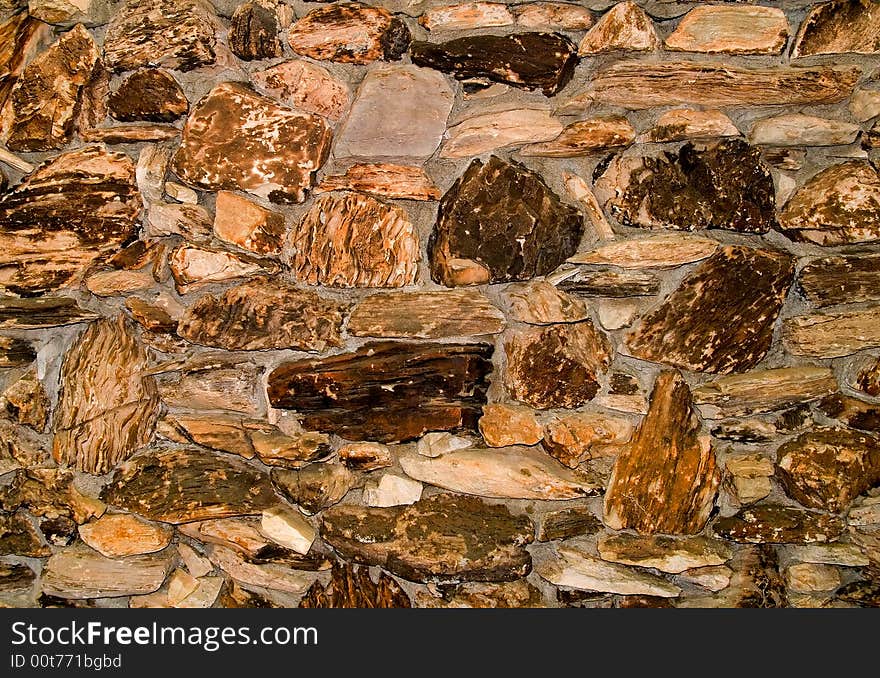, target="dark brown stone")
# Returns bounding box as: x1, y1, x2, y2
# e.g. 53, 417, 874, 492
0, 296, 98, 329
857, 359, 880, 398
422, 580, 544, 608
299, 561, 411, 608
725, 546, 788, 608
411, 32, 578, 96
712, 505, 845, 544
819, 394, 880, 433
429, 156, 583, 287
0, 12, 48, 120
229, 0, 283, 60
792, 0, 880, 58
0, 335, 34, 367
0, 511, 50, 557
625, 246, 794, 374
101, 447, 277, 523
271, 464, 356, 515
535, 507, 602, 542
836, 576, 880, 608
320, 493, 534, 583
0, 563, 36, 595
798, 255, 880, 308
108, 69, 188, 123
267, 341, 493, 443
558, 269, 660, 298
3, 367, 49, 431
40, 516, 77, 547
125, 298, 178, 334
0, 468, 105, 524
